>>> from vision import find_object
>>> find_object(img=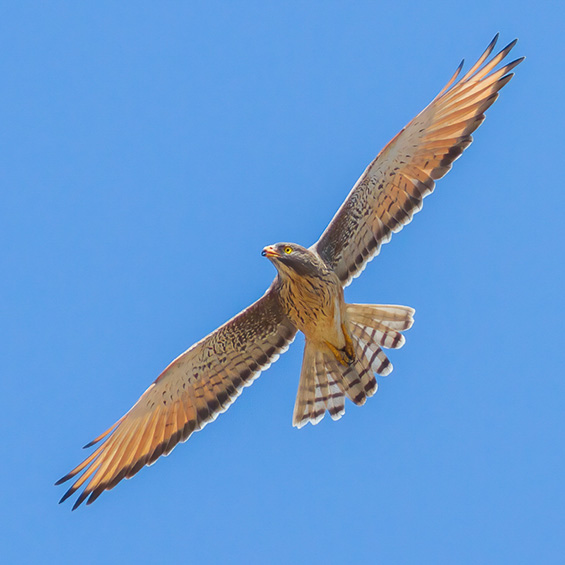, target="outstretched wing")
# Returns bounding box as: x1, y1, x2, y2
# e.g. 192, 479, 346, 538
312, 35, 523, 286
57, 286, 296, 509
